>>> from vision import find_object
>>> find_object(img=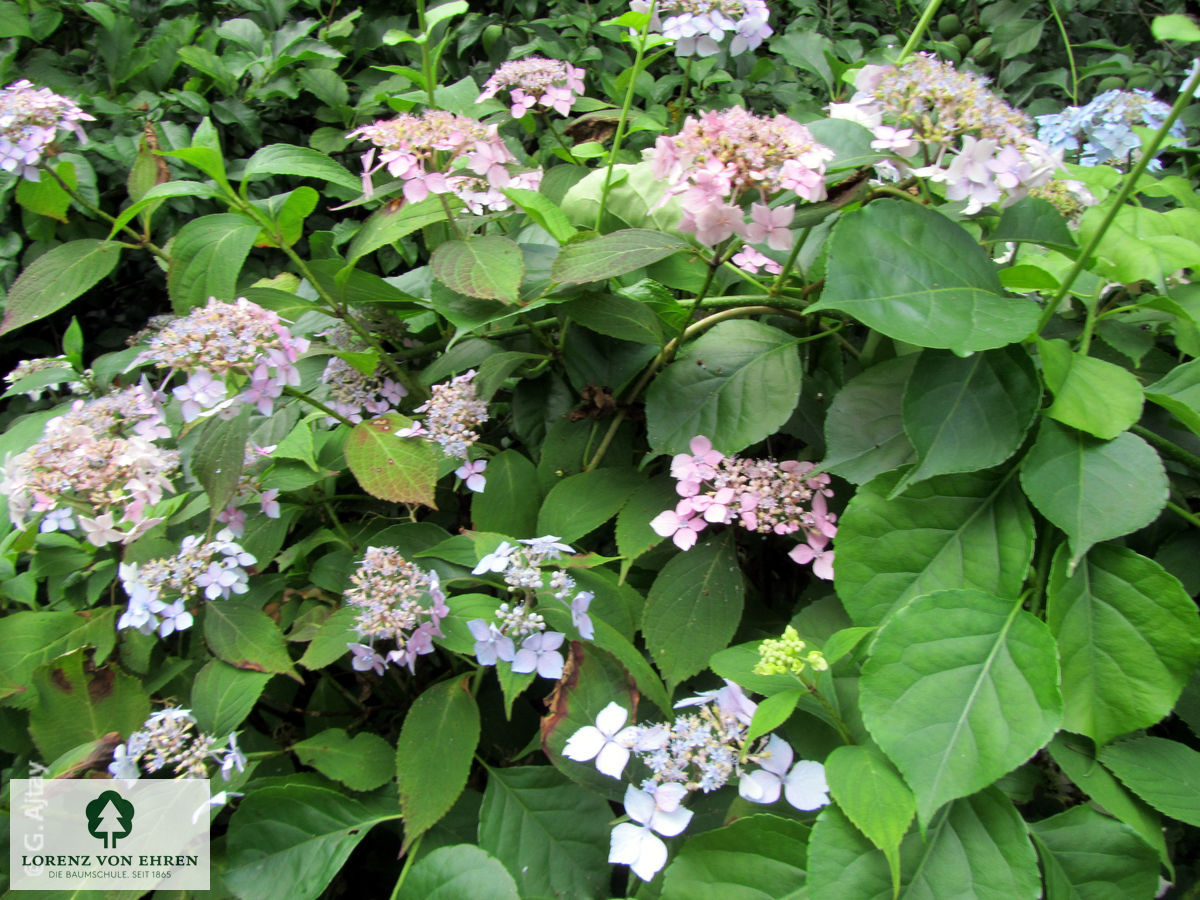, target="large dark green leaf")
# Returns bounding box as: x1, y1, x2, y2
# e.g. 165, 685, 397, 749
645, 320, 801, 456
240, 143, 361, 192
661, 815, 809, 900
470, 450, 540, 537
396, 676, 480, 850
396, 845, 520, 900
807, 806, 893, 900
477, 766, 612, 900
1048, 544, 1200, 745
0, 240, 122, 335
644, 531, 744, 689
1145, 356, 1200, 439
536, 467, 645, 543
987, 196, 1077, 252
190, 405, 251, 515
346, 197, 446, 265
834, 468, 1035, 626
0, 609, 117, 707
894, 345, 1039, 494
810, 200, 1039, 352
861, 590, 1062, 824
1020, 420, 1167, 569
225, 785, 401, 900
167, 213, 261, 313
1030, 805, 1161, 900
1038, 339, 1143, 440
190, 659, 272, 736
825, 745, 913, 891
431, 236, 524, 303
204, 600, 302, 681
293, 728, 395, 791
1100, 737, 1200, 827
821, 355, 917, 484
551, 228, 685, 284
